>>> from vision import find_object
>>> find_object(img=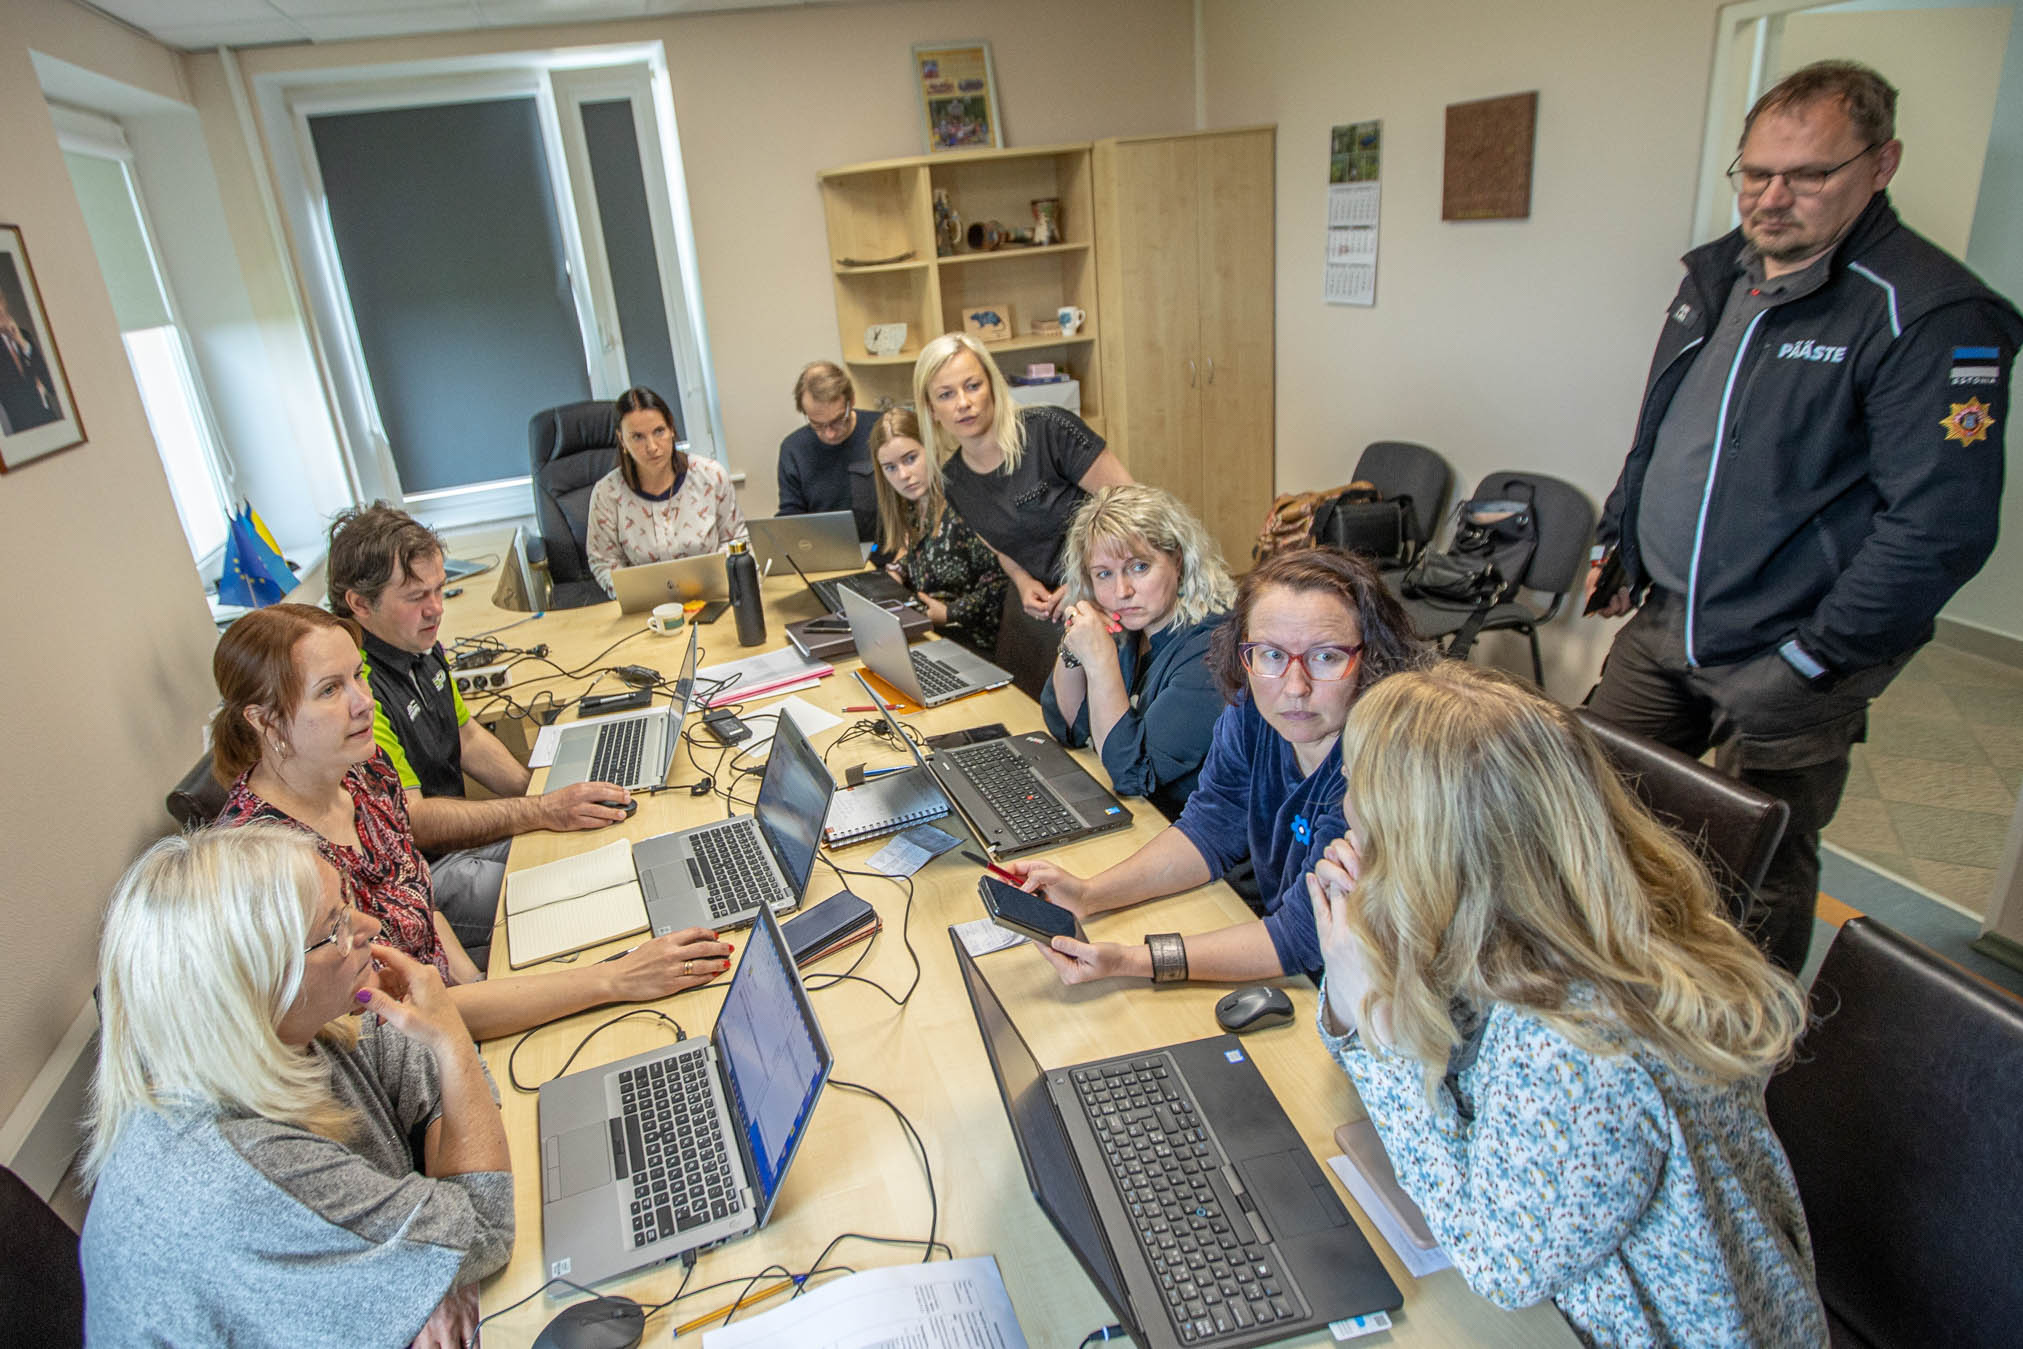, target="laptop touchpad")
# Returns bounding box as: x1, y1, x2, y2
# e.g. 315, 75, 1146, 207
554, 1124, 615, 1199
1237, 1150, 1345, 1238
